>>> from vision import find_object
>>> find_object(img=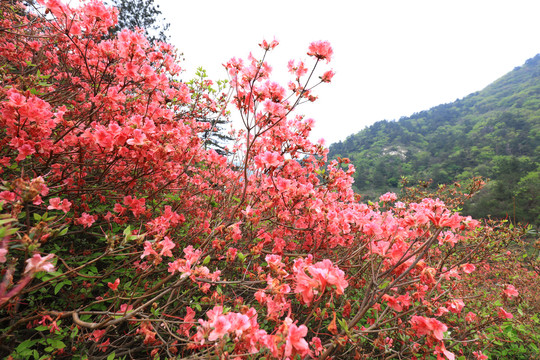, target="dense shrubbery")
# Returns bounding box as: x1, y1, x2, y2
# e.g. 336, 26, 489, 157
1, 1, 538, 359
